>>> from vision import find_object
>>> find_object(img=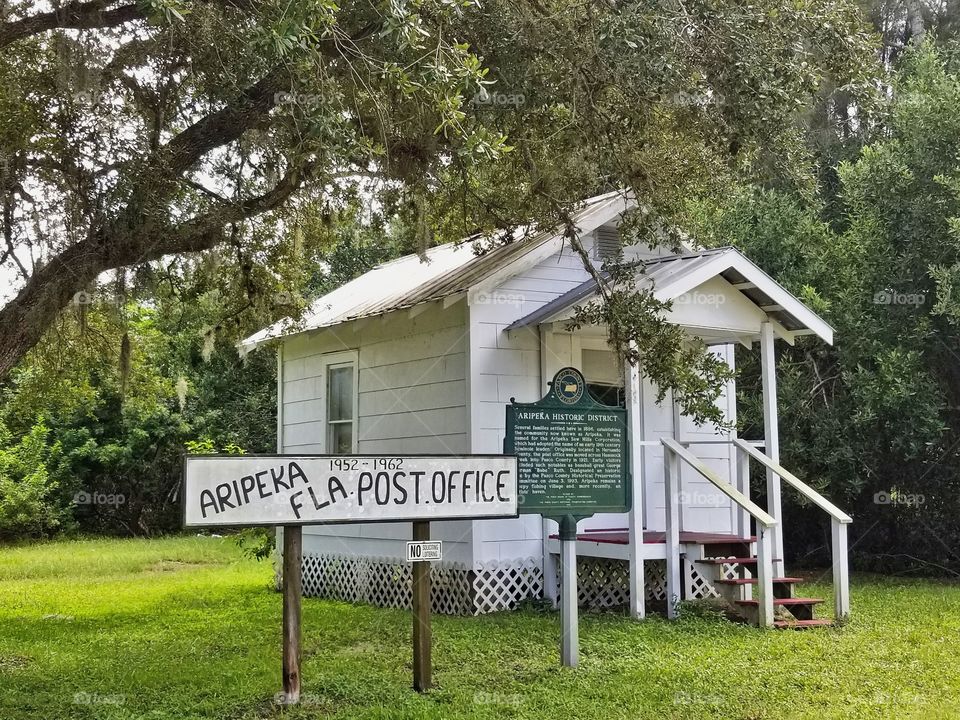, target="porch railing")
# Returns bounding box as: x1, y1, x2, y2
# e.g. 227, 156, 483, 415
661, 438, 778, 627
732, 439, 852, 620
